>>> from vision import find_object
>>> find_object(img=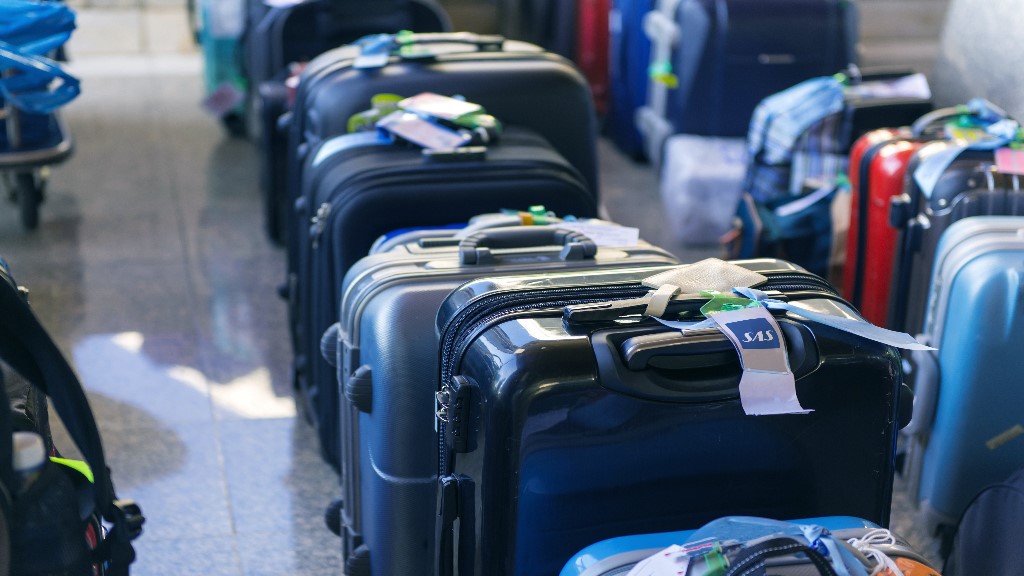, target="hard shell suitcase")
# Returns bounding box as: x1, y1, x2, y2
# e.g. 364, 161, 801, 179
196, 0, 247, 134
607, 0, 654, 158
576, 0, 610, 115
902, 216, 1024, 536
283, 32, 600, 278
434, 259, 910, 576
294, 127, 600, 468
841, 127, 917, 326
250, 1, 451, 241
560, 517, 939, 576
637, 0, 856, 163
945, 465, 1024, 576
886, 147, 1024, 333
244, 0, 450, 121
328, 223, 678, 575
